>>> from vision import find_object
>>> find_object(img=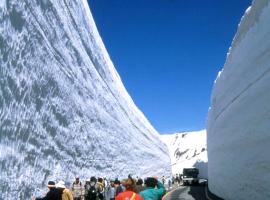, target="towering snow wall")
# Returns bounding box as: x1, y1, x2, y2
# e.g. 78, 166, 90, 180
0, 0, 171, 199
207, 0, 270, 199
161, 130, 208, 179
